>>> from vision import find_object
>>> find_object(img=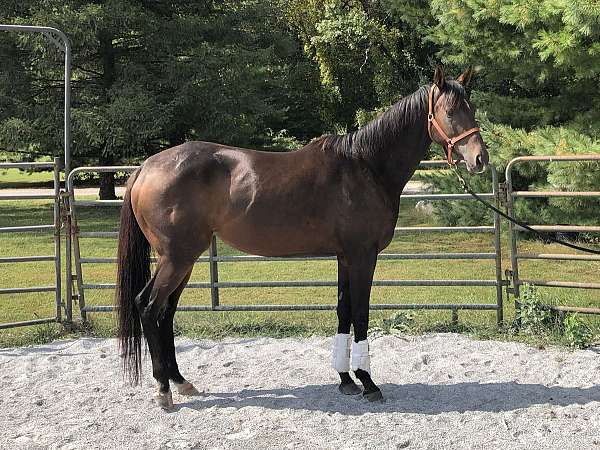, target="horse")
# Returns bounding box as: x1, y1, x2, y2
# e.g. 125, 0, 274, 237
116, 66, 488, 409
